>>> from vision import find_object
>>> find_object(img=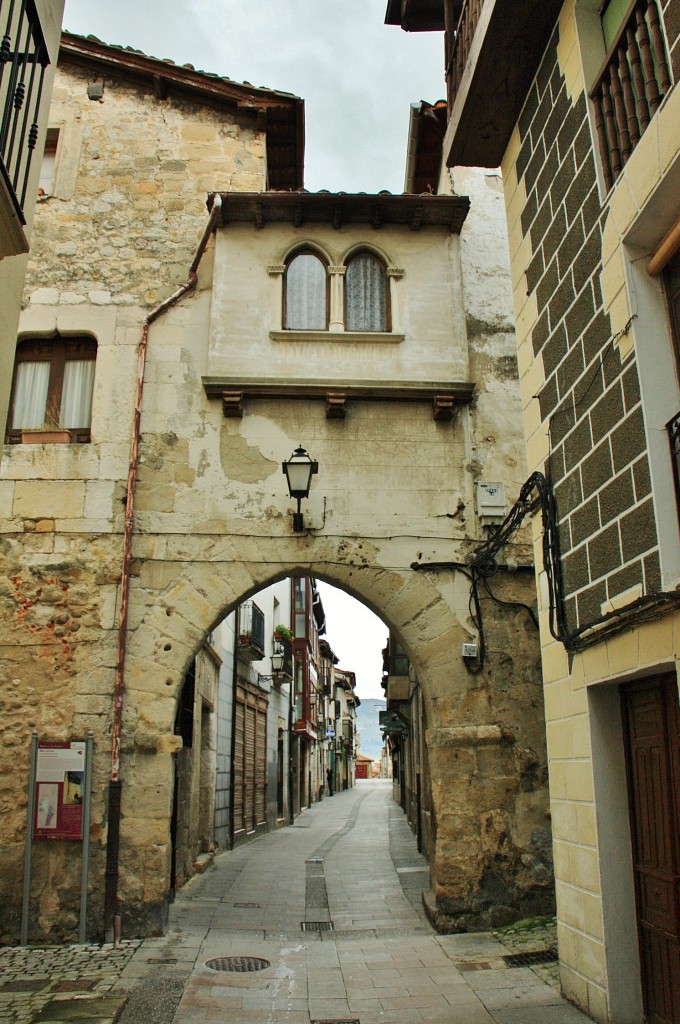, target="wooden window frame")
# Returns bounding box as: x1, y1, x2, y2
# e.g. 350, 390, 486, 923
6, 333, 97, 444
